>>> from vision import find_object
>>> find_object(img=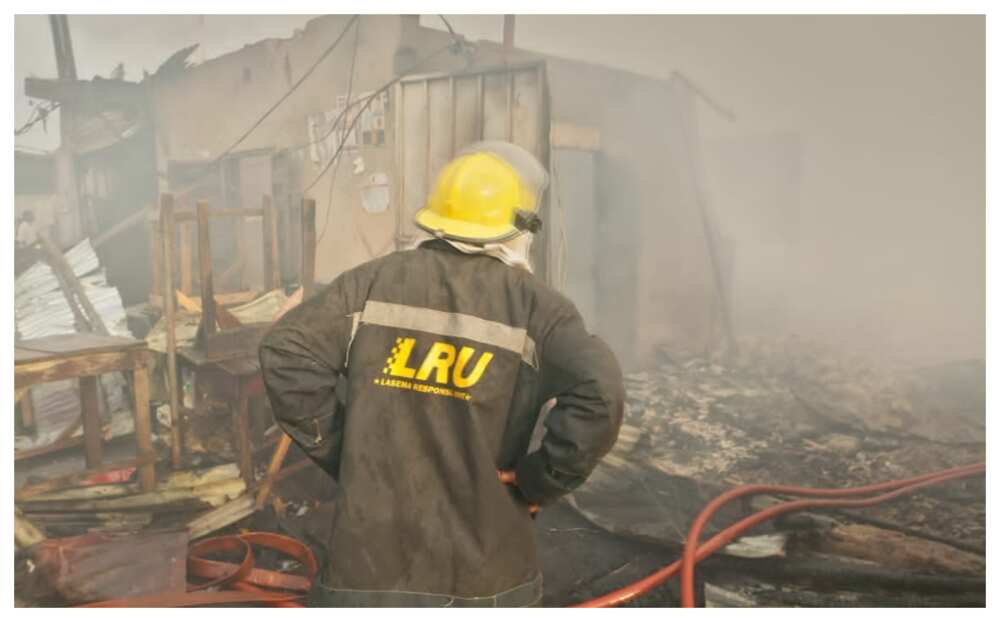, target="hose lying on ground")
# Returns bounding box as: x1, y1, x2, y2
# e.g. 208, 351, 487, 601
76, 462, 984, 607
572, 461, 985, 607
